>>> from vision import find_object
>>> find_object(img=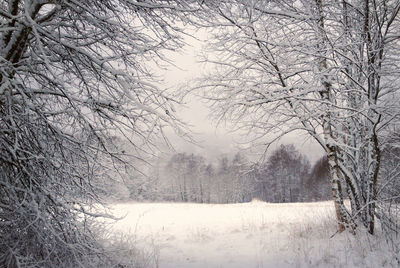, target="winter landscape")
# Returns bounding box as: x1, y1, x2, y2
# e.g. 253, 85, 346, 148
105, 201, 398, 268
1, 1, 400, 268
